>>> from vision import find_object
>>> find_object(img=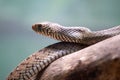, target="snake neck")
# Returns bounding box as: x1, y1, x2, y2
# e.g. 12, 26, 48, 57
94, 25, 120, 36
85, 25, 120, 44
55, 25, 120, 45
